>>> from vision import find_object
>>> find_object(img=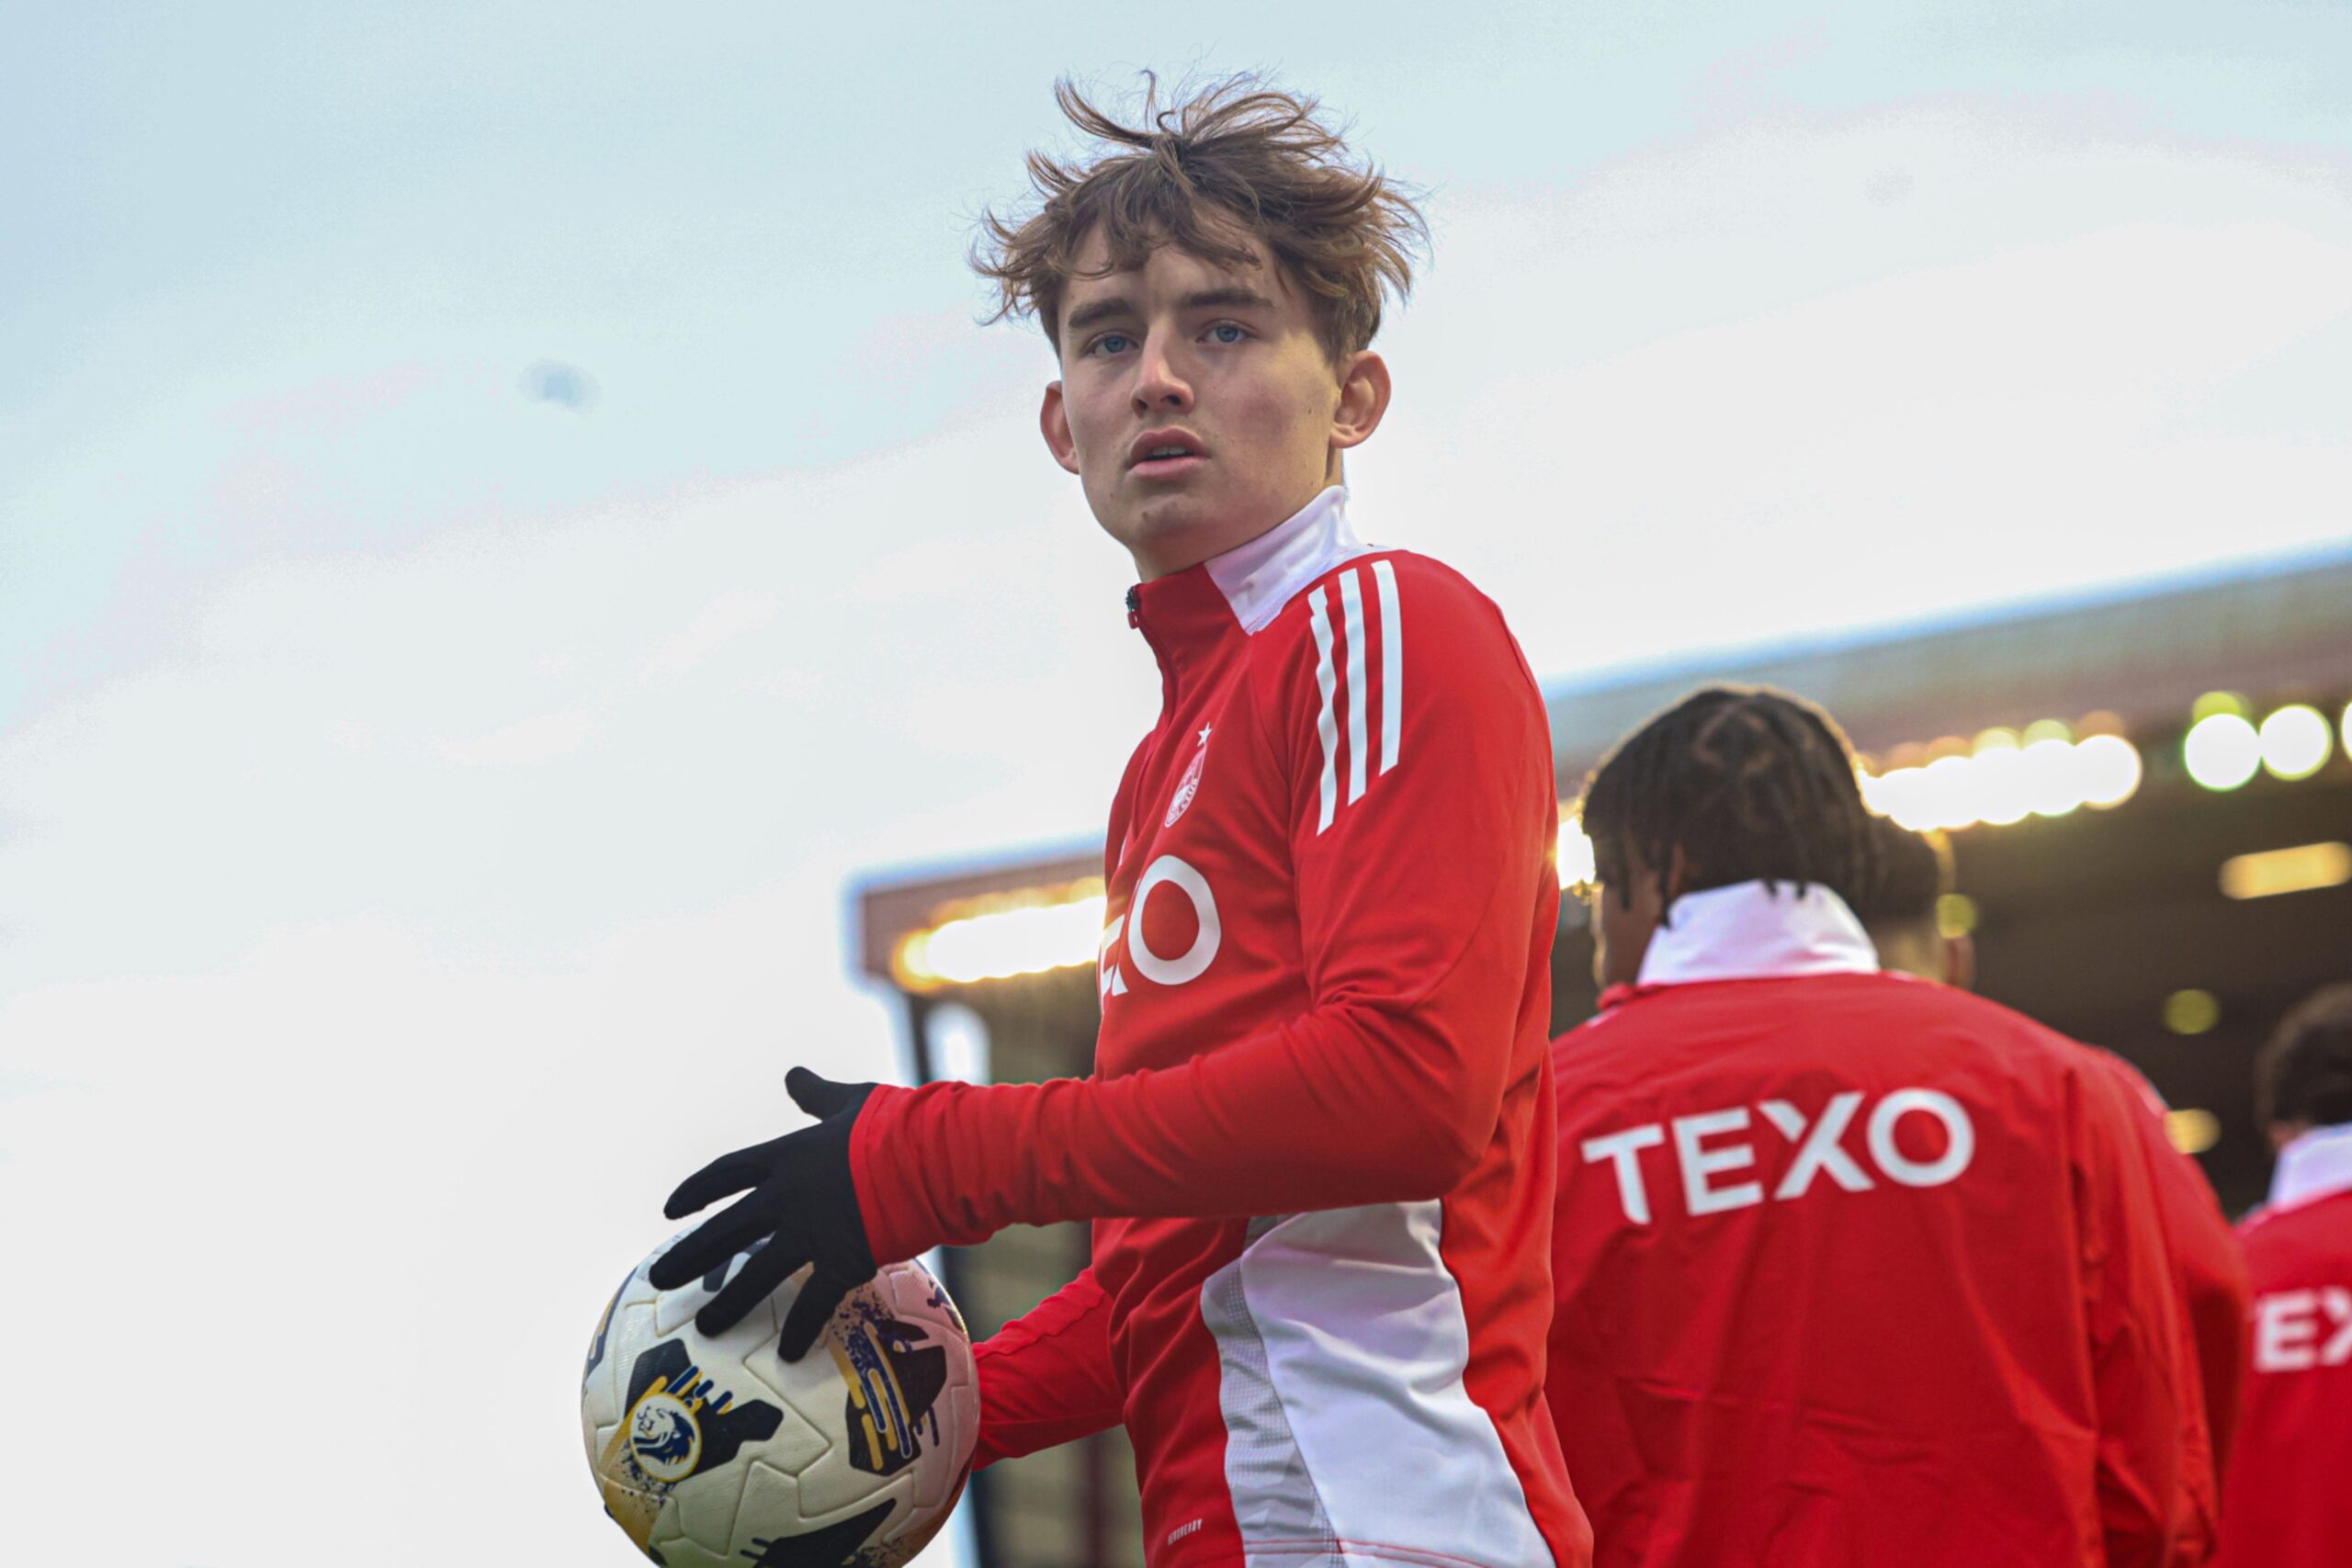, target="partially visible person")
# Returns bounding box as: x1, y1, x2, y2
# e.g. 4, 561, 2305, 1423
1546, 686, 2207, 1568
2217, 985, 2352, 1568
1854, 815, 2247, 1498
1846, 817, 1971, 988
